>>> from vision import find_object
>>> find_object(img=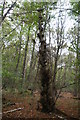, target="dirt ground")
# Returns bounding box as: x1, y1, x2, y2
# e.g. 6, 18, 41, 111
2, 91, 80, 120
